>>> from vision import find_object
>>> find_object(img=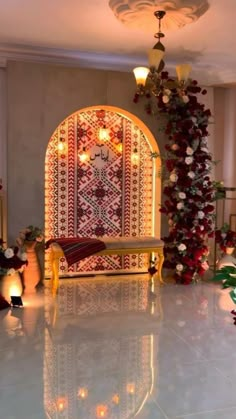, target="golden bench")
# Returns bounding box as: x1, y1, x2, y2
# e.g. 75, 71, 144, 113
49, 236, 164, 290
